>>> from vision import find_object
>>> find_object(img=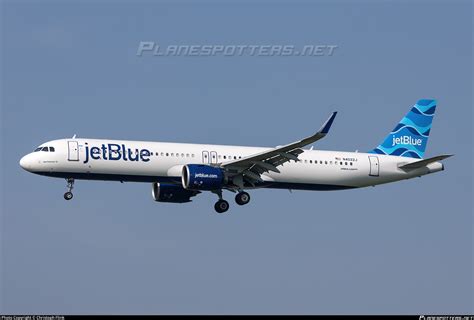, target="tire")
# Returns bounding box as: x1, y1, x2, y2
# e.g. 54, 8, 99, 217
214, 200, 229, 213
64, 192, 73, 200
235, 192, 250, 205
